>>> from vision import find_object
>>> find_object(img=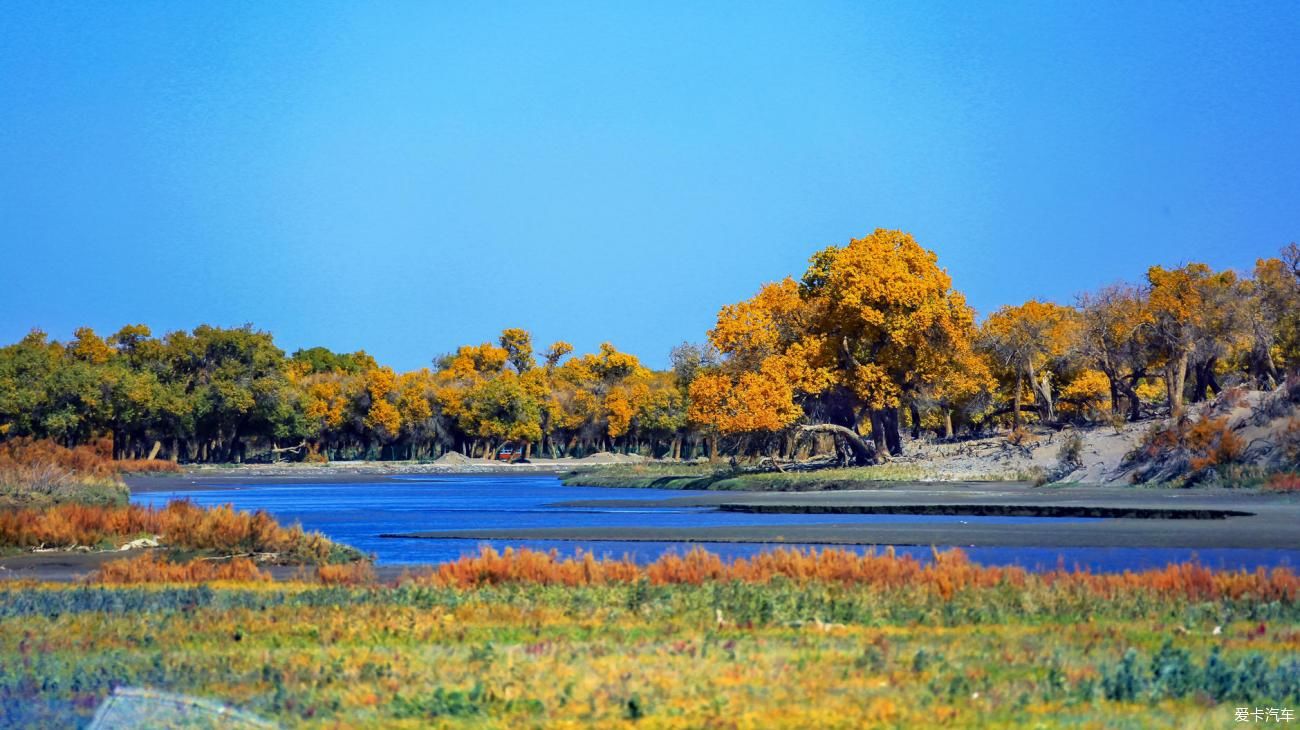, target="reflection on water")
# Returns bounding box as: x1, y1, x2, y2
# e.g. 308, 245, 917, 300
131, 475, 1297, 573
